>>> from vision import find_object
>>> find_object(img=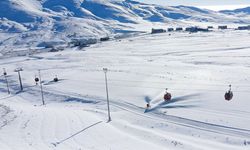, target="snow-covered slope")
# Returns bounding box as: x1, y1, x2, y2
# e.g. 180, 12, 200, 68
220, 6, 250, 21
1, 30, 250, 150
1, 0, 250, 51
221, 7, 250, 15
